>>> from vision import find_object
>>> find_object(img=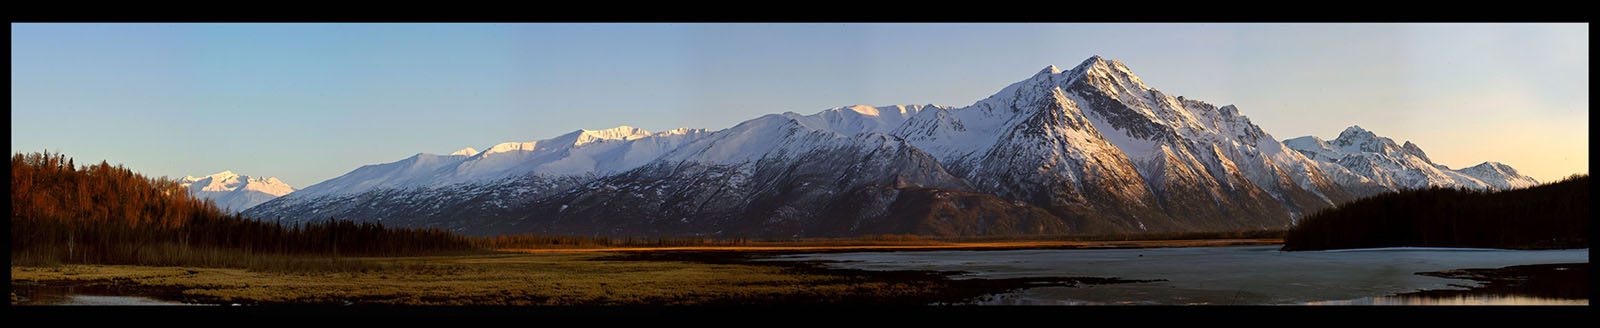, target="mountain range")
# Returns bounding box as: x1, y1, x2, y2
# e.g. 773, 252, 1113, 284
242, 56, 1536, 238
1282, 126, 1538, 192
179, 171, 295, 213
